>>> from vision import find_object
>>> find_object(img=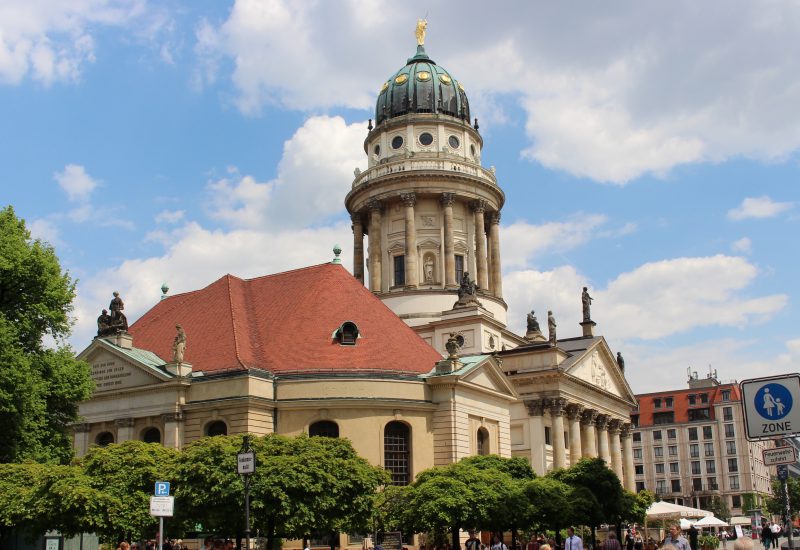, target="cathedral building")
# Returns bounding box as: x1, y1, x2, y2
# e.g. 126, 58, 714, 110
75, 27, 639, 540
